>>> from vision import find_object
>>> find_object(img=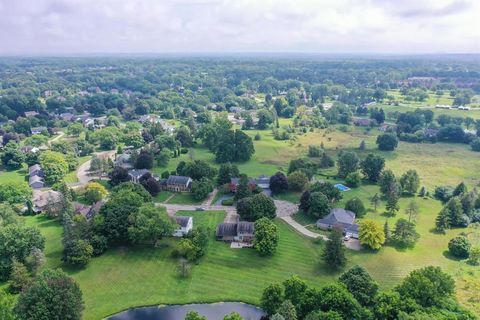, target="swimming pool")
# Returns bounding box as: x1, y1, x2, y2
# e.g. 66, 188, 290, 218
334, 183, 350, 191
